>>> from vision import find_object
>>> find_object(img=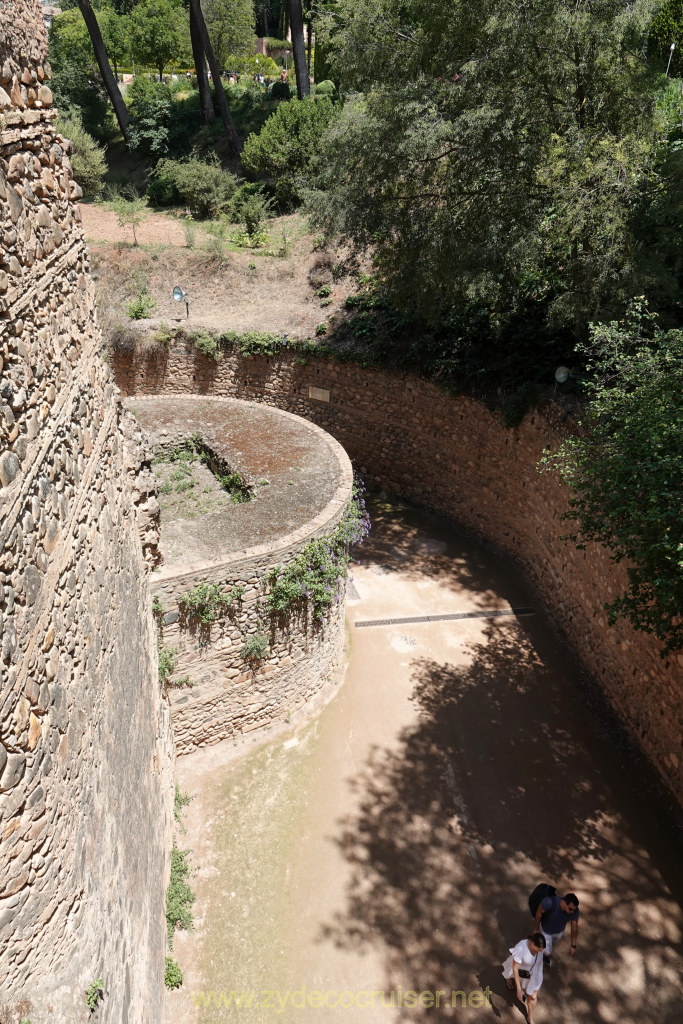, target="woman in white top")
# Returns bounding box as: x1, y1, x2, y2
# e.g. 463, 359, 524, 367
501, 932, 546, 1024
